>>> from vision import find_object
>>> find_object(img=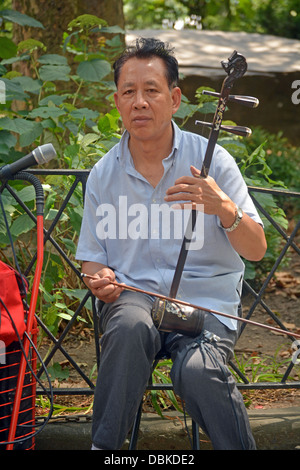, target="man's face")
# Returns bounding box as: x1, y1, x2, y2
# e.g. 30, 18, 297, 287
114, 56, 181, 144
